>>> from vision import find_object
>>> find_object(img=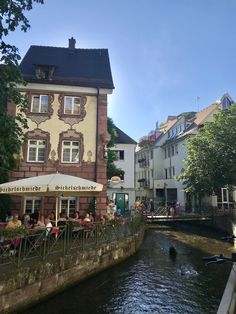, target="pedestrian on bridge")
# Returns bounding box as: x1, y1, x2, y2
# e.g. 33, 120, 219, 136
149, 199, 154, 212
